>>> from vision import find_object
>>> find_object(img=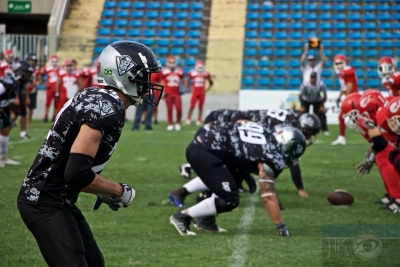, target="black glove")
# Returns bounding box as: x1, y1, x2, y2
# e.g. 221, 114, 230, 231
389, 150, 400, 164
336, 98, 341, 108
93, 183, 135, 211
355, 152, 375, 175
276, 221, 290, 237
